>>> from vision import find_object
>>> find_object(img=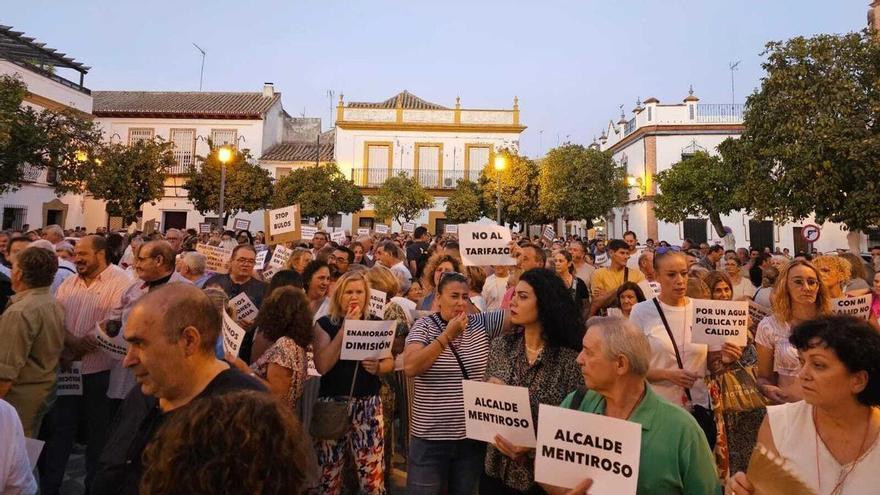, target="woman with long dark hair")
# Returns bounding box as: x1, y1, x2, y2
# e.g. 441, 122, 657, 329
481, 268, 584, 493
